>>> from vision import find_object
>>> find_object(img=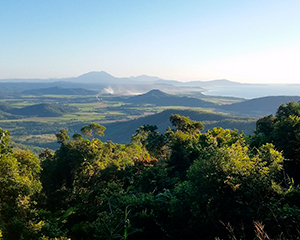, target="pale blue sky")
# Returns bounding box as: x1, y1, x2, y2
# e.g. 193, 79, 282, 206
1, 0, 300, 83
